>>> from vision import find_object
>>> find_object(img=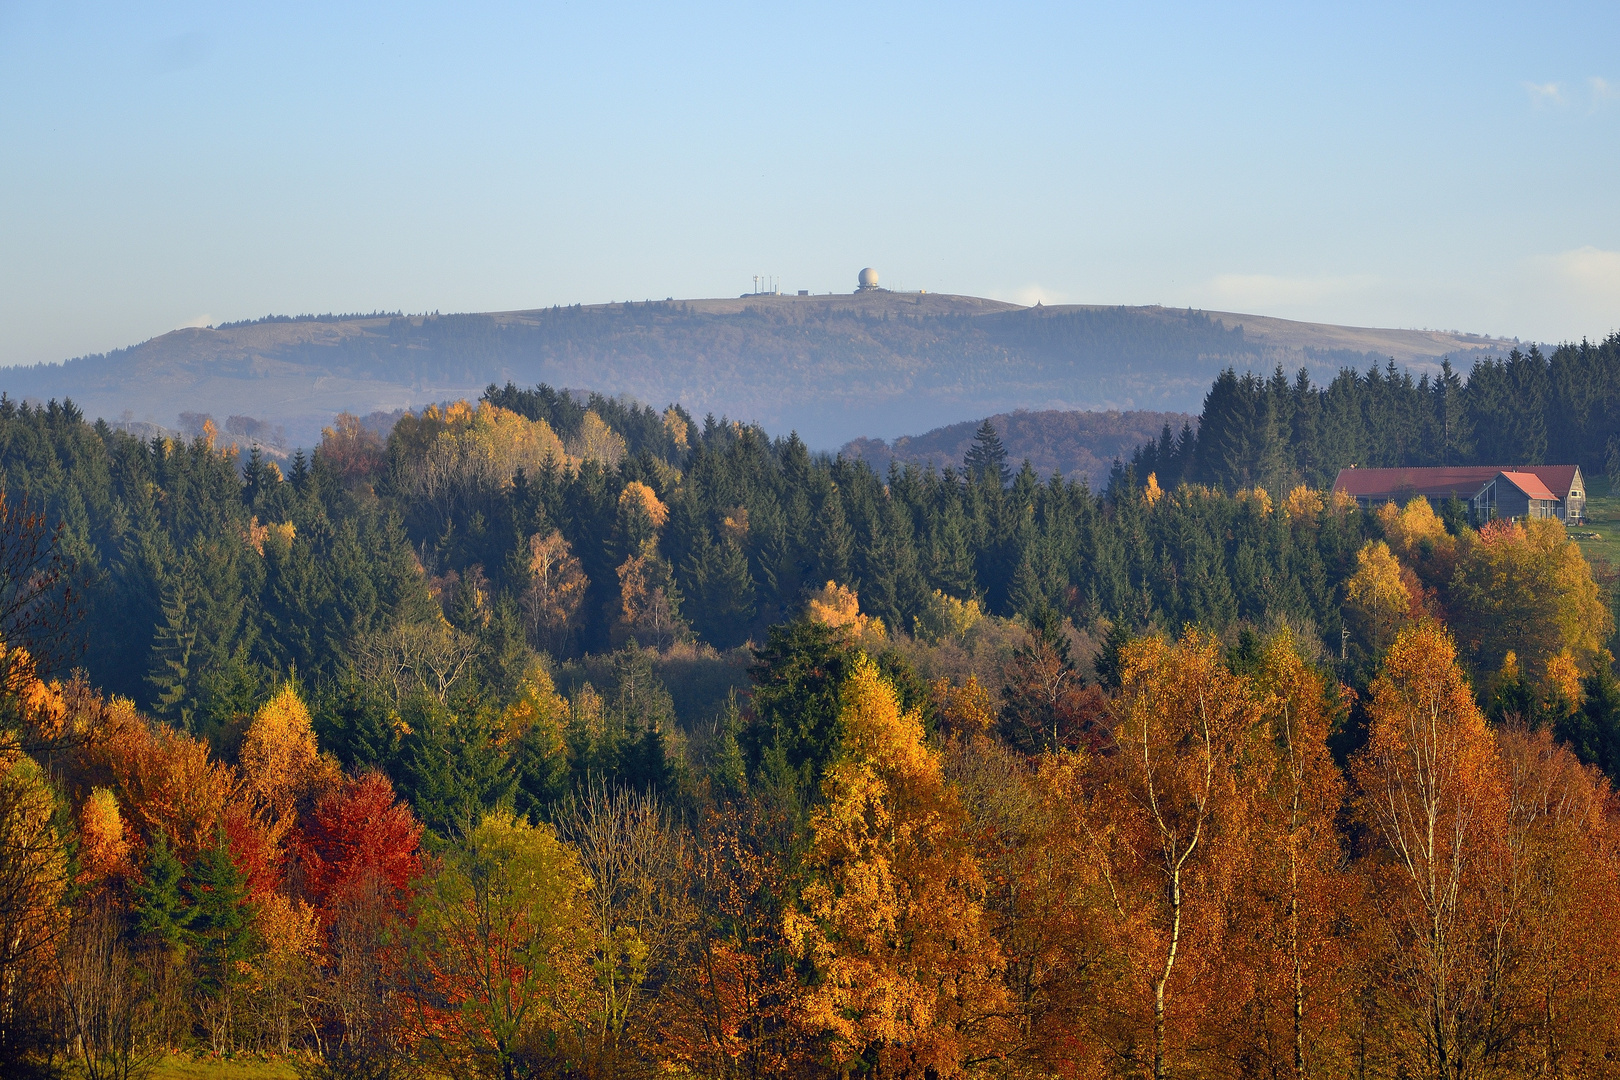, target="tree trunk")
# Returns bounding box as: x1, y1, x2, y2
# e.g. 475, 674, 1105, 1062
1154, 867, 1183, 1080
